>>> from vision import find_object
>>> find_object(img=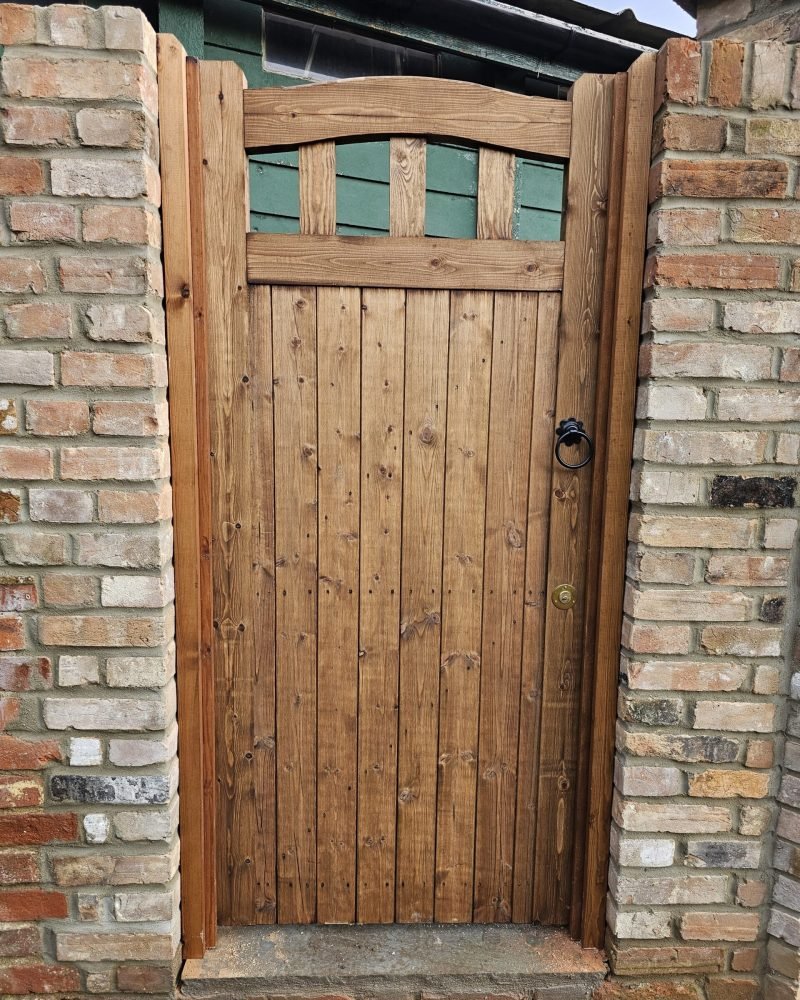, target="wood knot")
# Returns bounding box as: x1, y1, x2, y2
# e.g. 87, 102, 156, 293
418, 422, 435, 445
